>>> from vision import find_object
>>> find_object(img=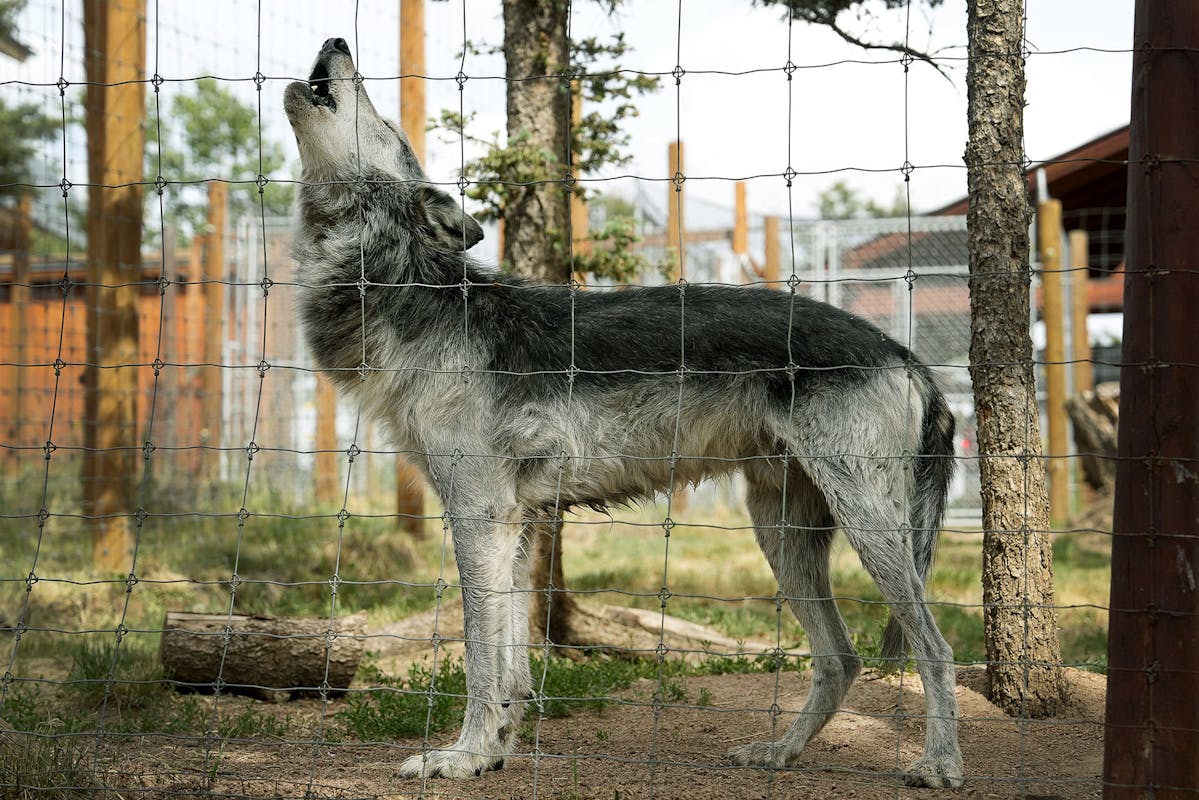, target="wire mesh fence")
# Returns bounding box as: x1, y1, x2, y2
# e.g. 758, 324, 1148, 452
1, 0, 1186, 798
